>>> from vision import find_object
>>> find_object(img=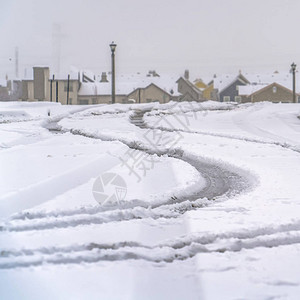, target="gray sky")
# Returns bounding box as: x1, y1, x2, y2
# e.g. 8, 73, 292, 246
1, 0, 300, 80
